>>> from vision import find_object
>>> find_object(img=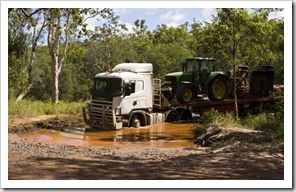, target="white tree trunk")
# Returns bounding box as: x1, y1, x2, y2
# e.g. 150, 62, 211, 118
48, 10, 69, 104
52, 57, 60, 104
